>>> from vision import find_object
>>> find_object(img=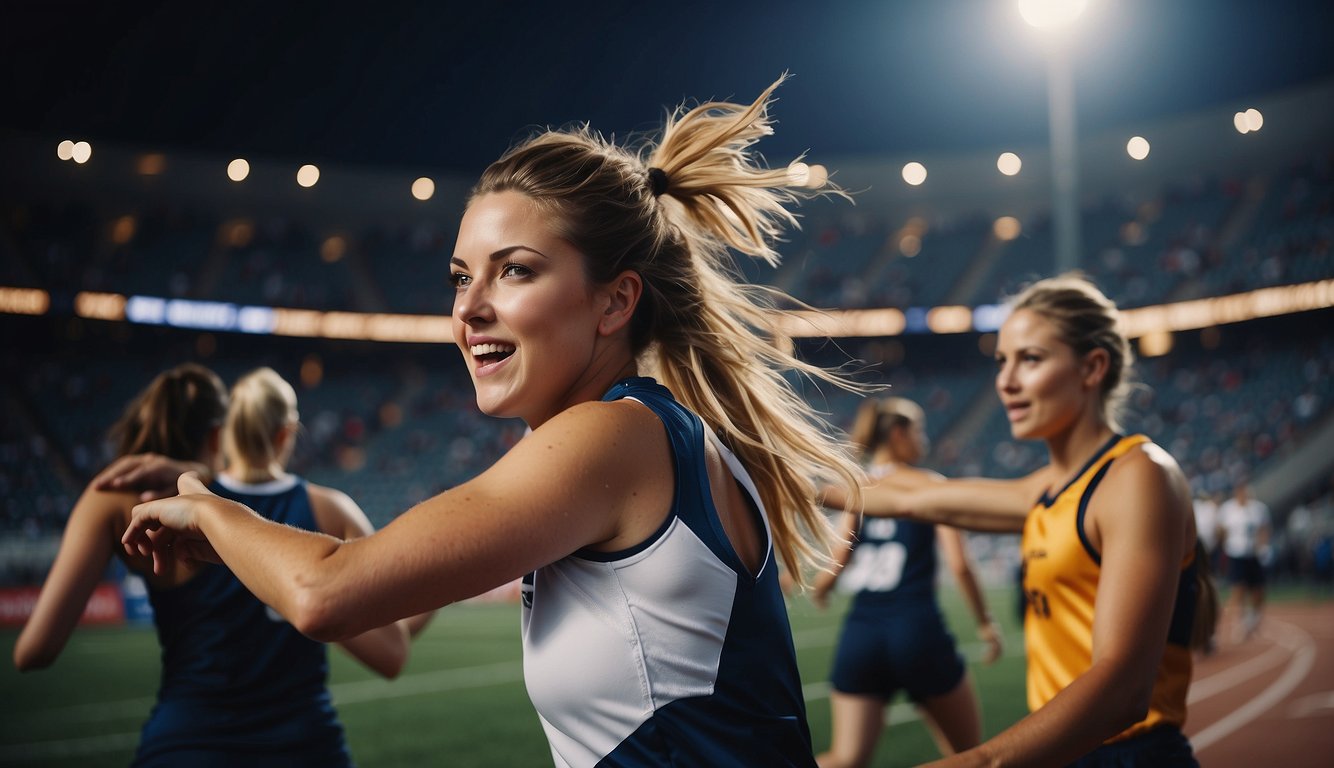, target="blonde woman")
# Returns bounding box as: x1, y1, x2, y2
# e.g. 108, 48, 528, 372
830, 275, 1216, 767
118, 77, 864, 767
813, 397, 1001, 768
